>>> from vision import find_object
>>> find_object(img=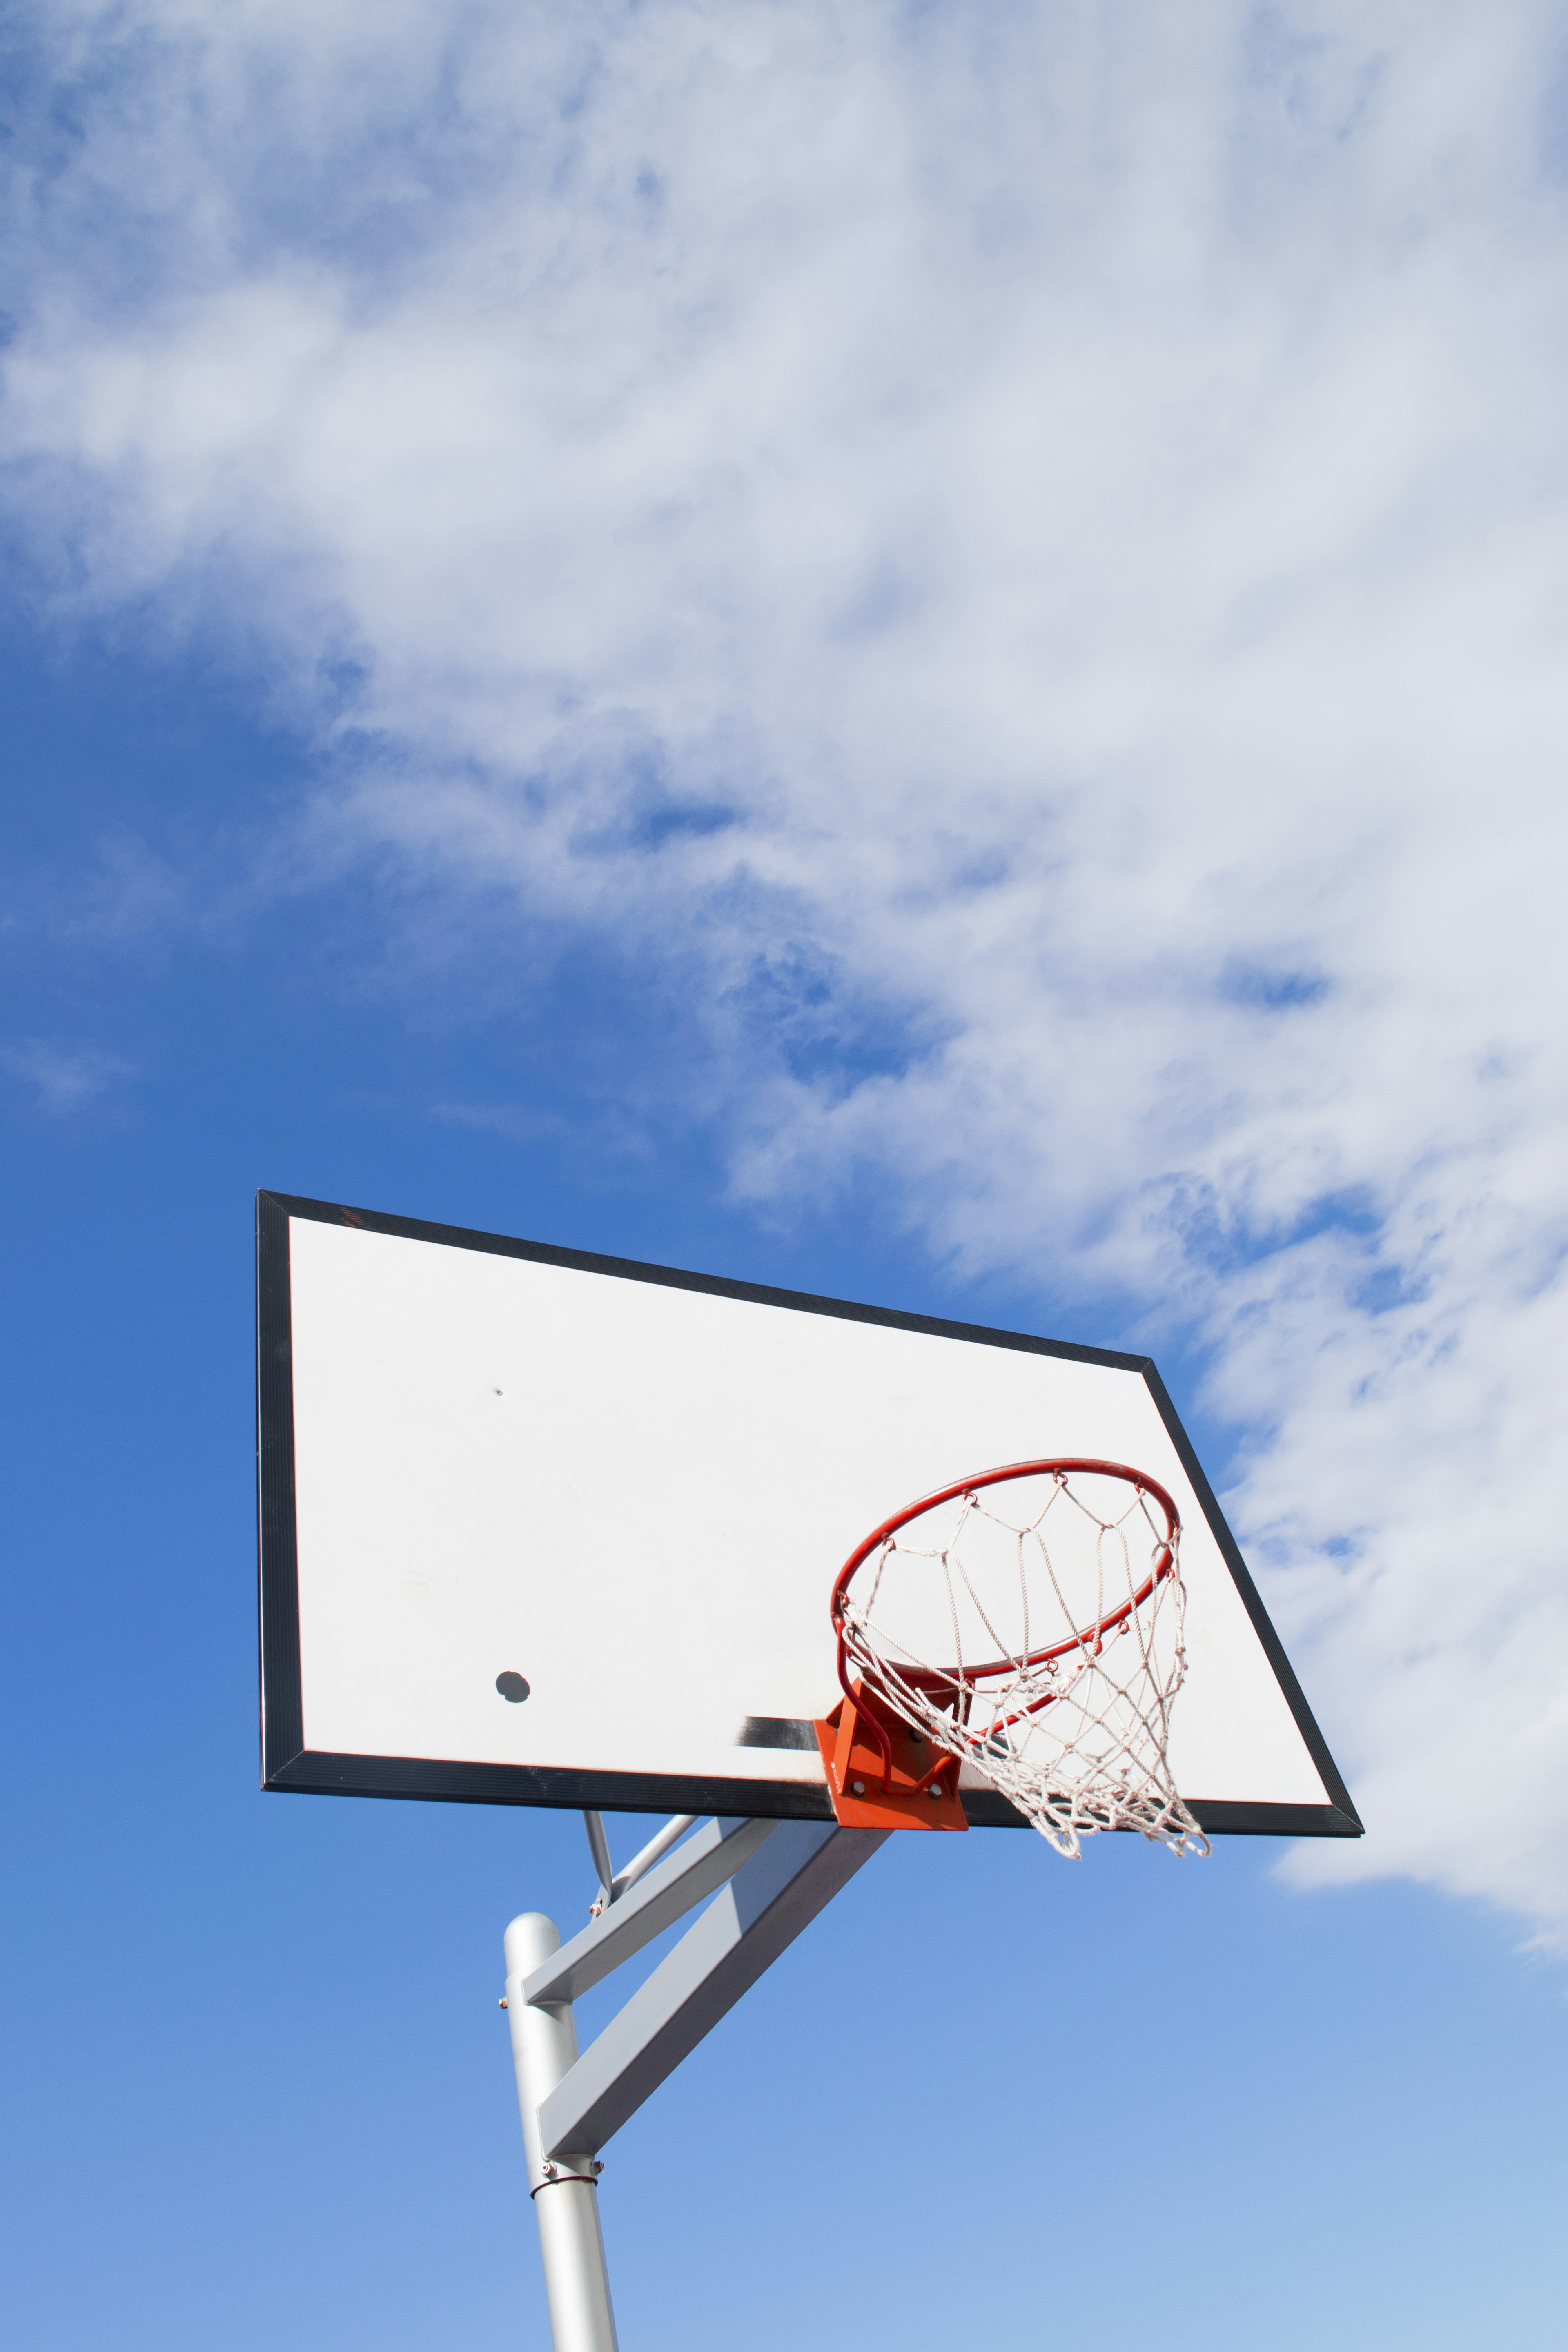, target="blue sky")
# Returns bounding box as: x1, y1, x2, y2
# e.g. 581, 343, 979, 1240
5, 6, 1568, 2346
